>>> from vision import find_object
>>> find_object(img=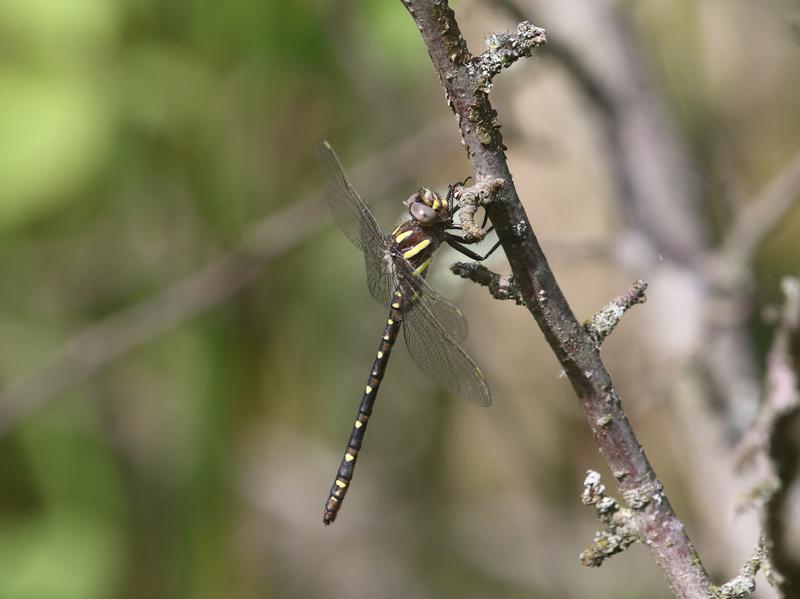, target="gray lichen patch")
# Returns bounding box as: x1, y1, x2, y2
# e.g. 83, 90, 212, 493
585, 280, 648, 346
467, 21, 547, 92
580, 470, 639, 567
